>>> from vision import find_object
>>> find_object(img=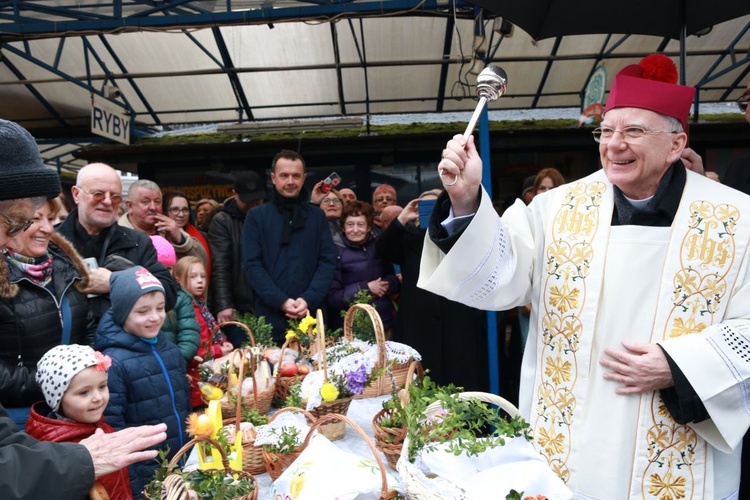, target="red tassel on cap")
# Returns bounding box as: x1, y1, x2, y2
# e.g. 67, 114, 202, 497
639, 54, 678, 84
